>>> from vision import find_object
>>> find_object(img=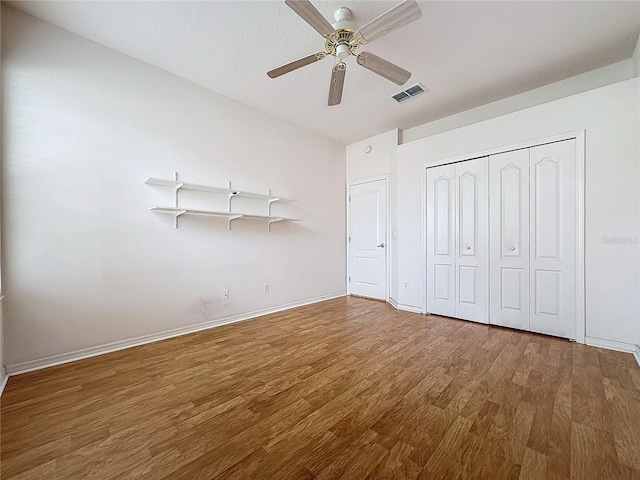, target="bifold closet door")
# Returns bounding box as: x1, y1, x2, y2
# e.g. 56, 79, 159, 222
490, 140, 577, 339
529, 140, 576, 338
426, 158, 488, 323
455, 158, 489, 323
489, 149, 531, 331
426, 163, 456, 317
